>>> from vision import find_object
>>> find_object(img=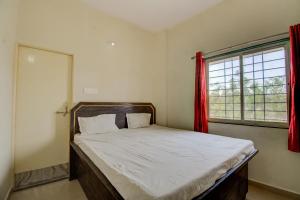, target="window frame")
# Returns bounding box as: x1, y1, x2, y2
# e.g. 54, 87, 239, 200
206, 39, 290, 129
